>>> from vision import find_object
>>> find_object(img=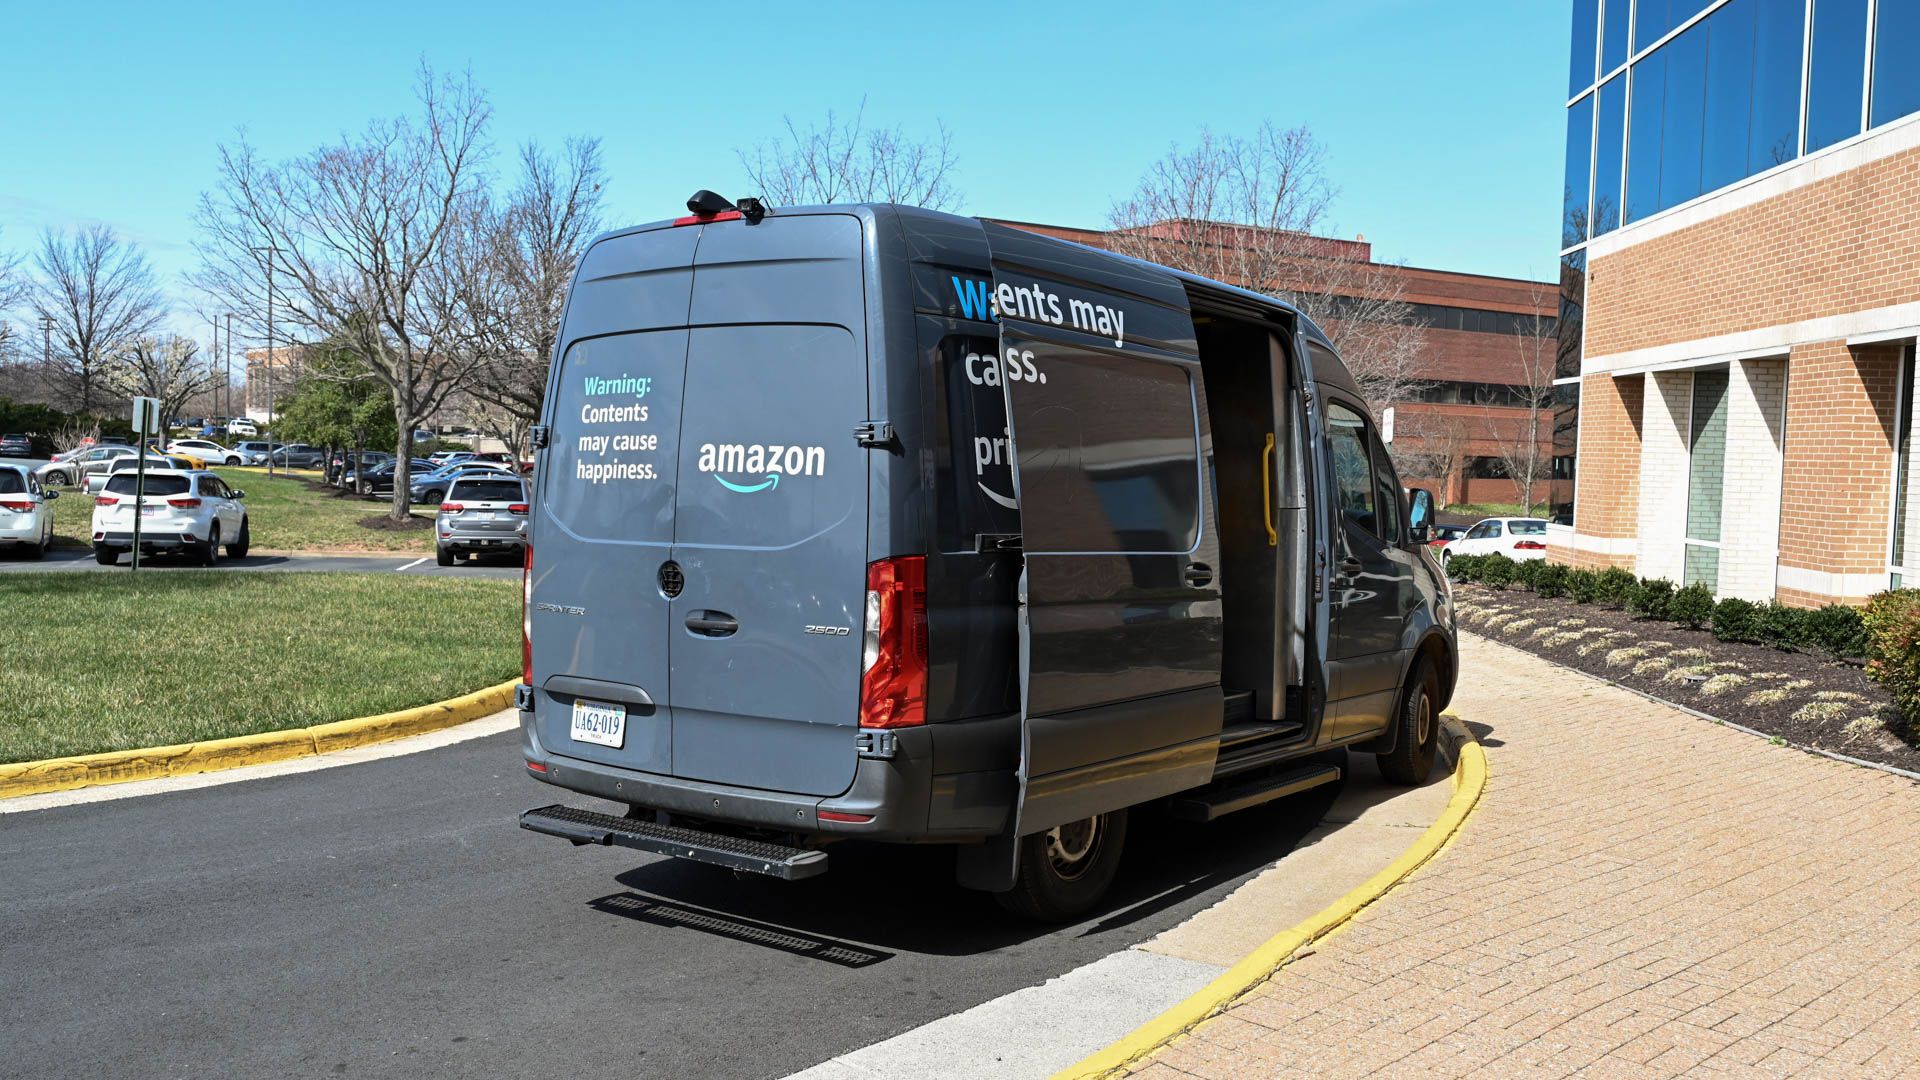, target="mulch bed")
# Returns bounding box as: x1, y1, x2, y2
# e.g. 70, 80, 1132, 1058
1453, 583, 1920, 773
356, 514, 433, 533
